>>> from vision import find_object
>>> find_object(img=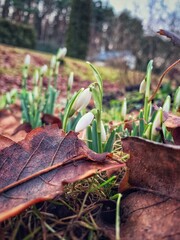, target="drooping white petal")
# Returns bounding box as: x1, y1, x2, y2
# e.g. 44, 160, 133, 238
73, 88, 92, 112
75, 112, 94, 132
